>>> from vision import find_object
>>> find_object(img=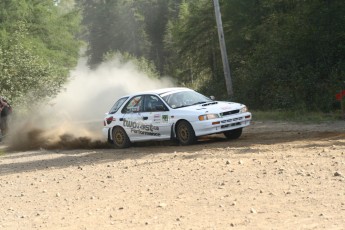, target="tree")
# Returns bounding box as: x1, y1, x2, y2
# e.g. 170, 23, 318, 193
0, 0, 82, 106
0, 24, 65, 106
75, 0, 345, 111
234, 0, 345, 111
76, 0, 151, 68
165, 0, 228, 99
